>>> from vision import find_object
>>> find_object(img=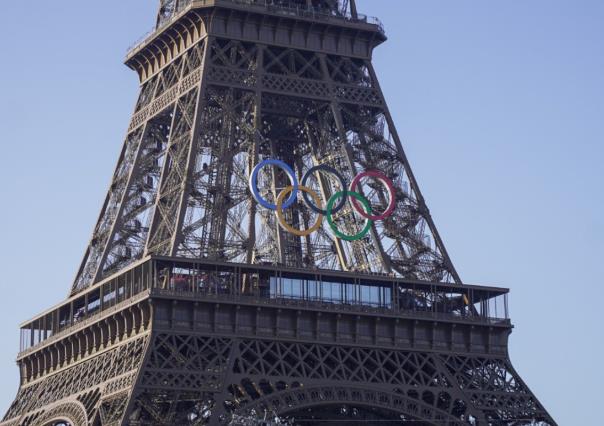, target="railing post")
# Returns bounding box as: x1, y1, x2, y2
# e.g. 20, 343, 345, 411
349, 0, 359, 20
